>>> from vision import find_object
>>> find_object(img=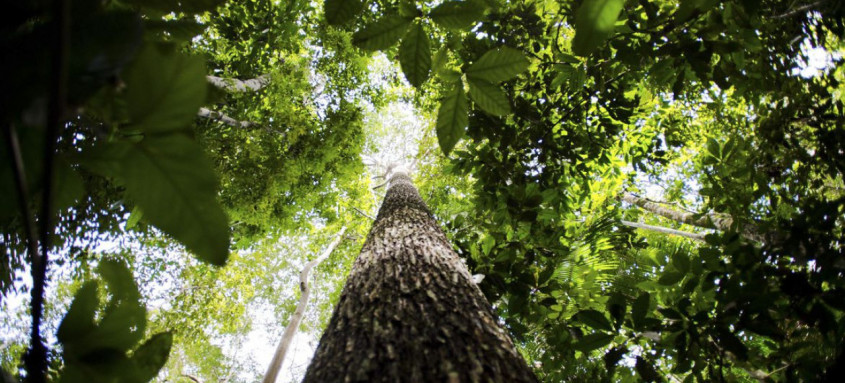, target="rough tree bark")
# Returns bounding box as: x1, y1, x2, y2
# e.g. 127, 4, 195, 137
302, 167, 538, 383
